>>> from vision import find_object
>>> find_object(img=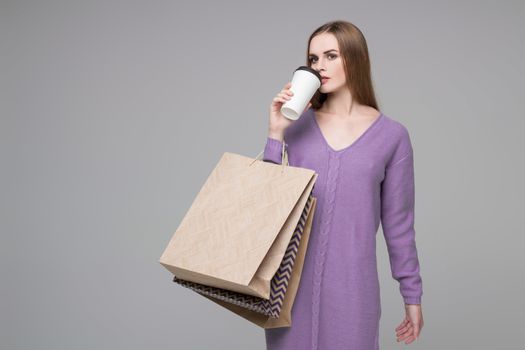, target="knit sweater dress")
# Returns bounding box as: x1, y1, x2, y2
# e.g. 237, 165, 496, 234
262, 107, 423, 350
